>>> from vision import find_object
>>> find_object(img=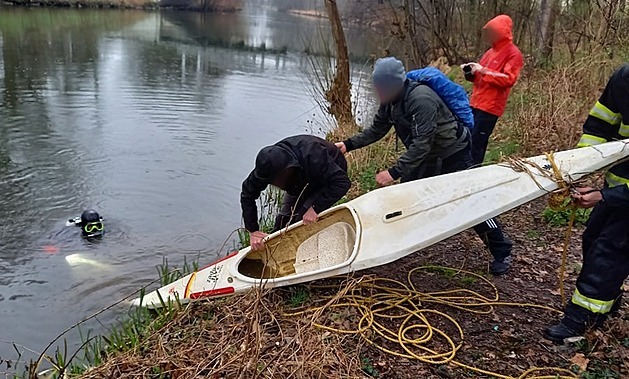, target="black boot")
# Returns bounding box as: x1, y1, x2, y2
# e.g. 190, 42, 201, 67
491, 255, 512, 276
610, 294, 624, 317
543, 317, 586, 344
544, 323, 583, 344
